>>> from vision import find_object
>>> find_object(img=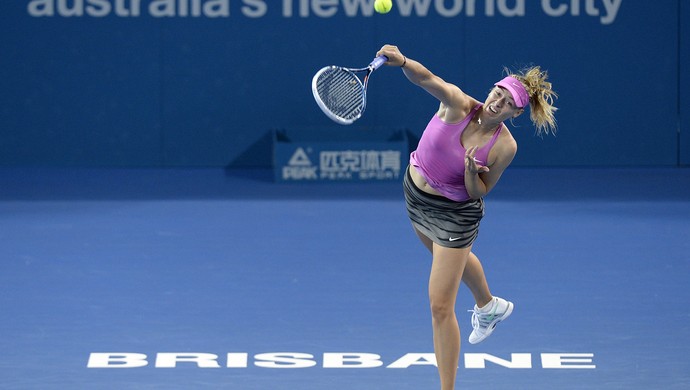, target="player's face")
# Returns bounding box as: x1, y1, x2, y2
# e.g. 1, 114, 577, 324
484, 87, 523, 121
